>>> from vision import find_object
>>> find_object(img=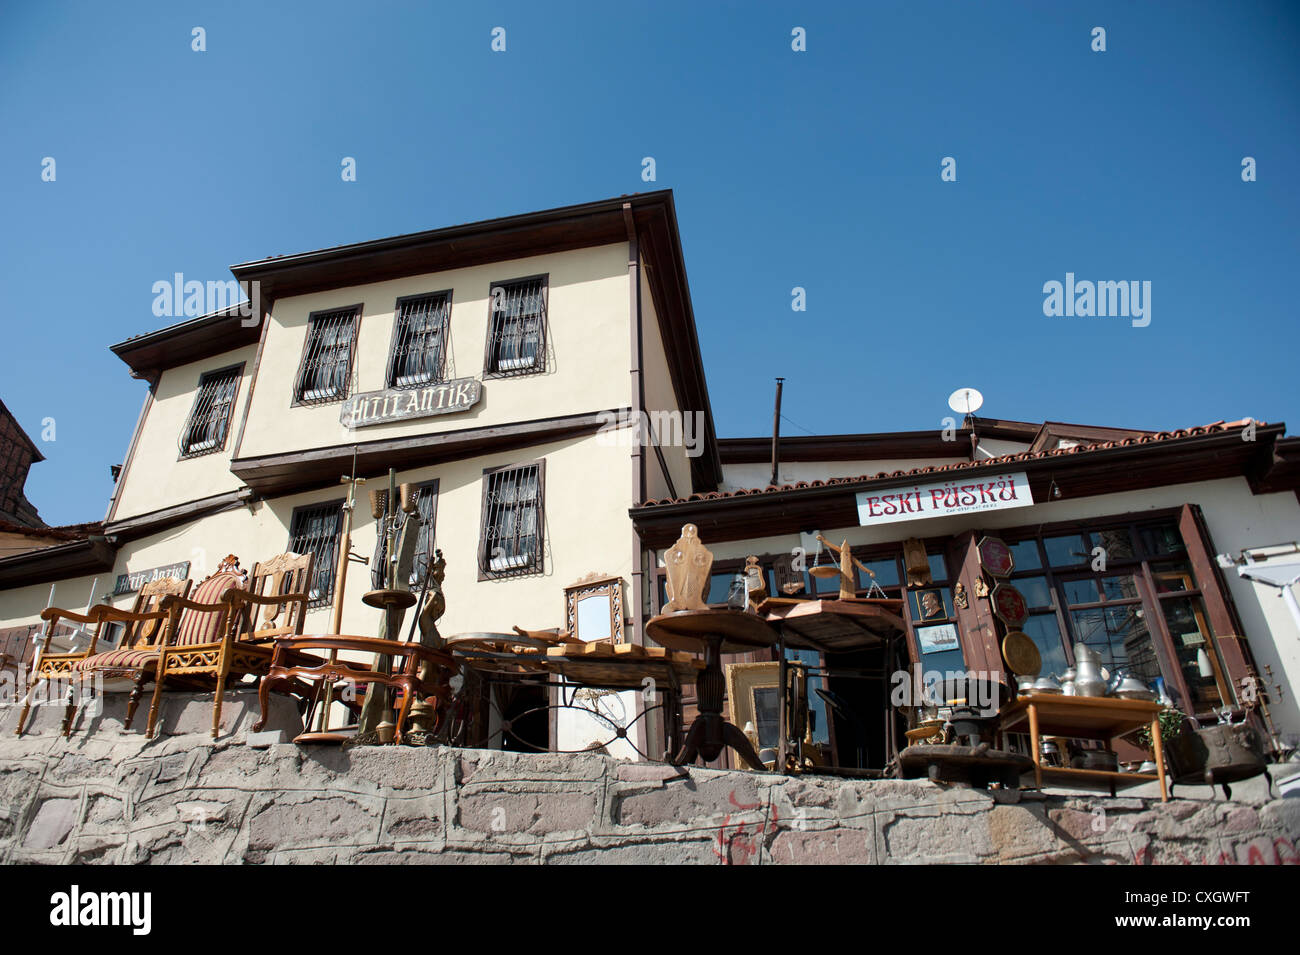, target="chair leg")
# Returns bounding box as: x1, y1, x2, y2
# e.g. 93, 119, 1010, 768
125, 674, 146, 730
147, 660, 168, 739
14, 680, 40, 737
61, 679, 77, 738
211, 655, 230, 740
